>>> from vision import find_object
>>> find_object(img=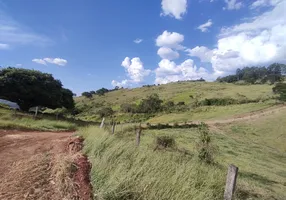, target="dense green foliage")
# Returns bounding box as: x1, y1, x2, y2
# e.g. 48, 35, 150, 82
0, 67, 74, 111
272, 83, 286, 101
82, 92, 93, 98
217, 63, 286, 84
